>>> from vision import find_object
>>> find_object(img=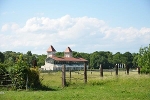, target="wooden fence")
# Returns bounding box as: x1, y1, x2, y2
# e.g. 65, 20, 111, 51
61, 63, 87, 87
62, 64, 141, 87
0, 73, 12, 87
